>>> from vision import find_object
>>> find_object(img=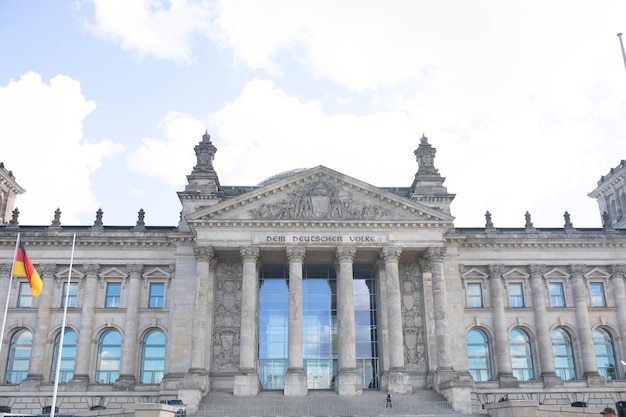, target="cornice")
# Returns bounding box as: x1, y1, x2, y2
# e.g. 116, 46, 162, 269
460, 240, 626, 249
189, 220, 453, 229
